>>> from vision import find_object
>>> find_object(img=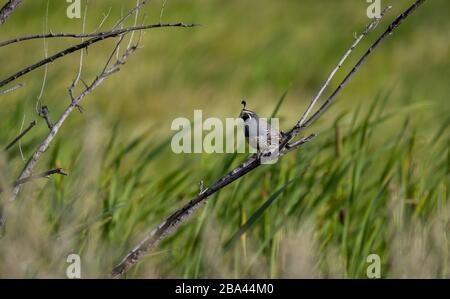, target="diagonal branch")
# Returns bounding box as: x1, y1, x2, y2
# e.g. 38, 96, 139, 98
0, 168, 67, 193
13, 167, 68, 186
0, 83, 23, 96
296, 5, 392, 128
112, 0, 149, 30
0, 0, 22, 25
110, 0, 426, 278
282, 133, 317, 155
4, 120, 36, 151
